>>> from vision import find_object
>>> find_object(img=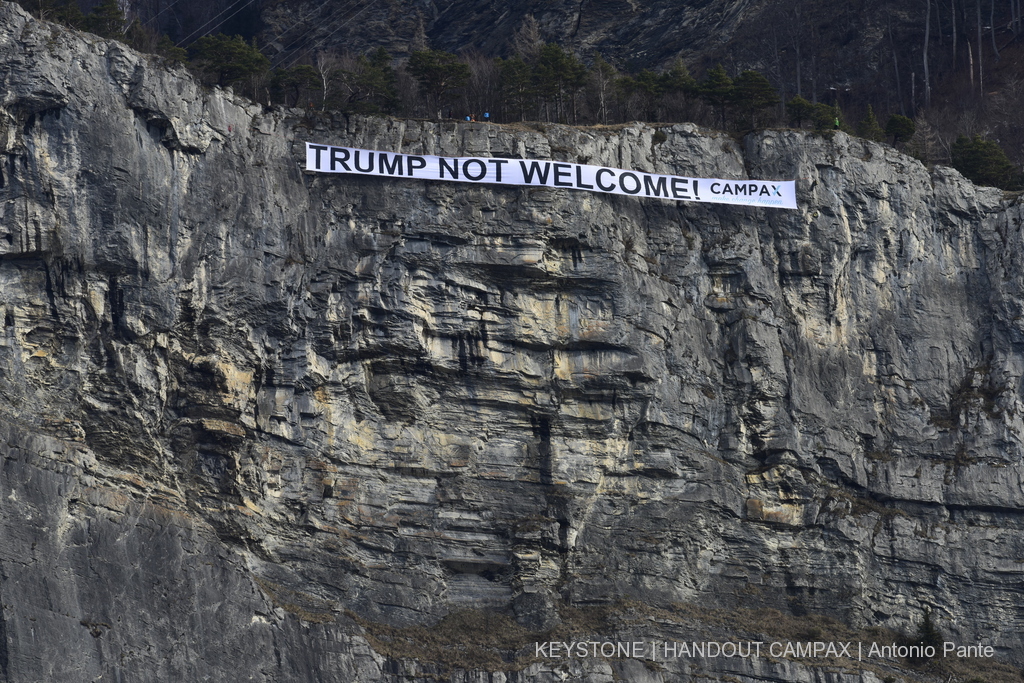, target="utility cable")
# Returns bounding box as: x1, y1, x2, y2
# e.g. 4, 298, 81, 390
143, 0, 187, 27
177, 0, 254, 46
262, 0, 358, 63
271, 0, 370, 69
274, 0, 379, 70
